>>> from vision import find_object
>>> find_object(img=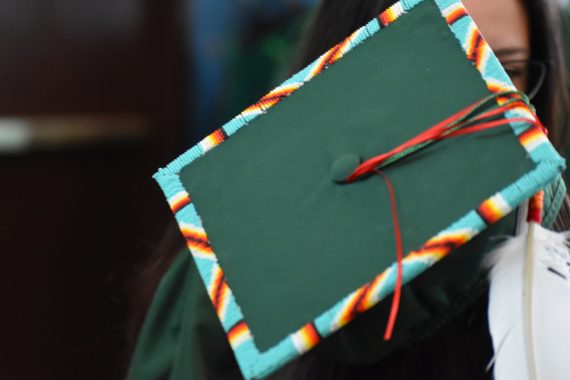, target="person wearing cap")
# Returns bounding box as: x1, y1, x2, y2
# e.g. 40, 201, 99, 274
127, 0, 570, 379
